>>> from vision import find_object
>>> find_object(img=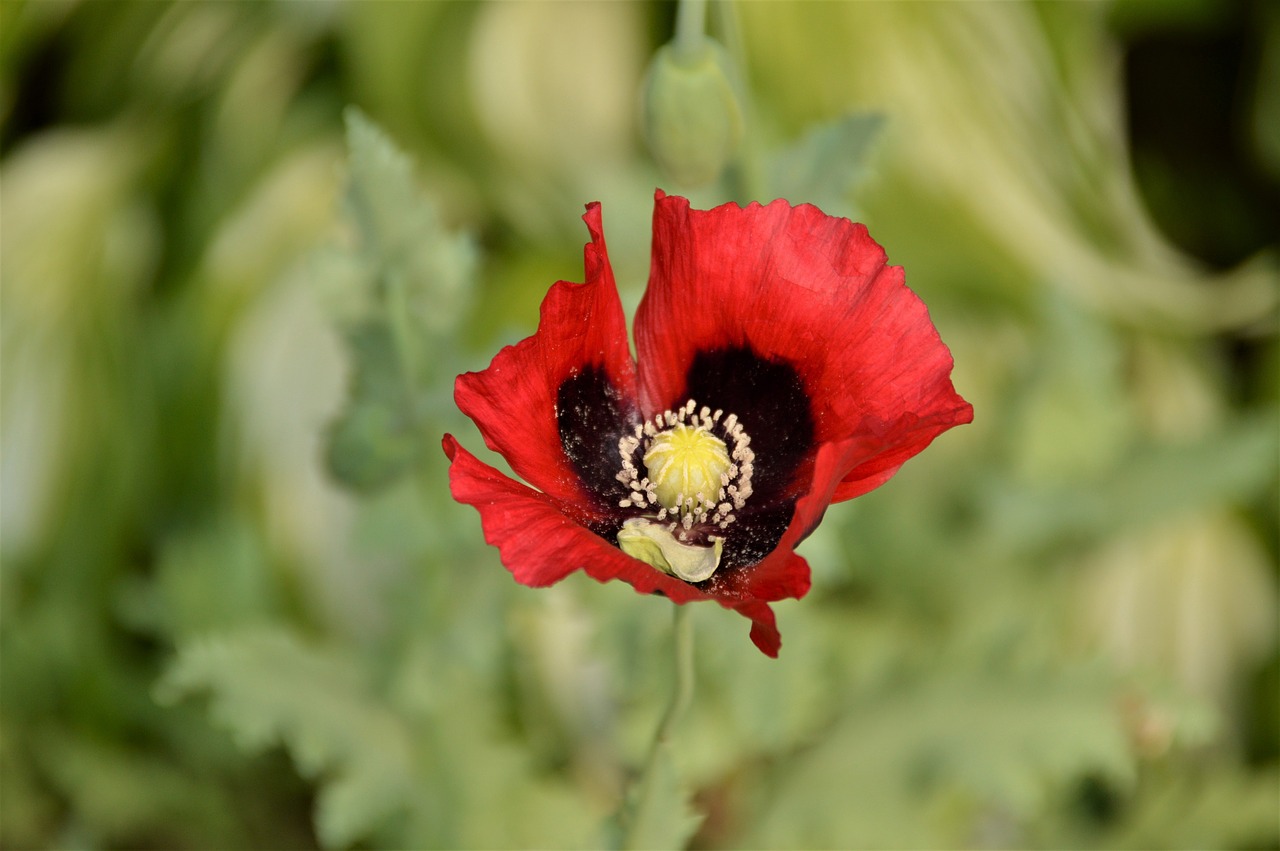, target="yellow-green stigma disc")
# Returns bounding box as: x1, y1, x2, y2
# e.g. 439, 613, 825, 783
643, 424, 730, 512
